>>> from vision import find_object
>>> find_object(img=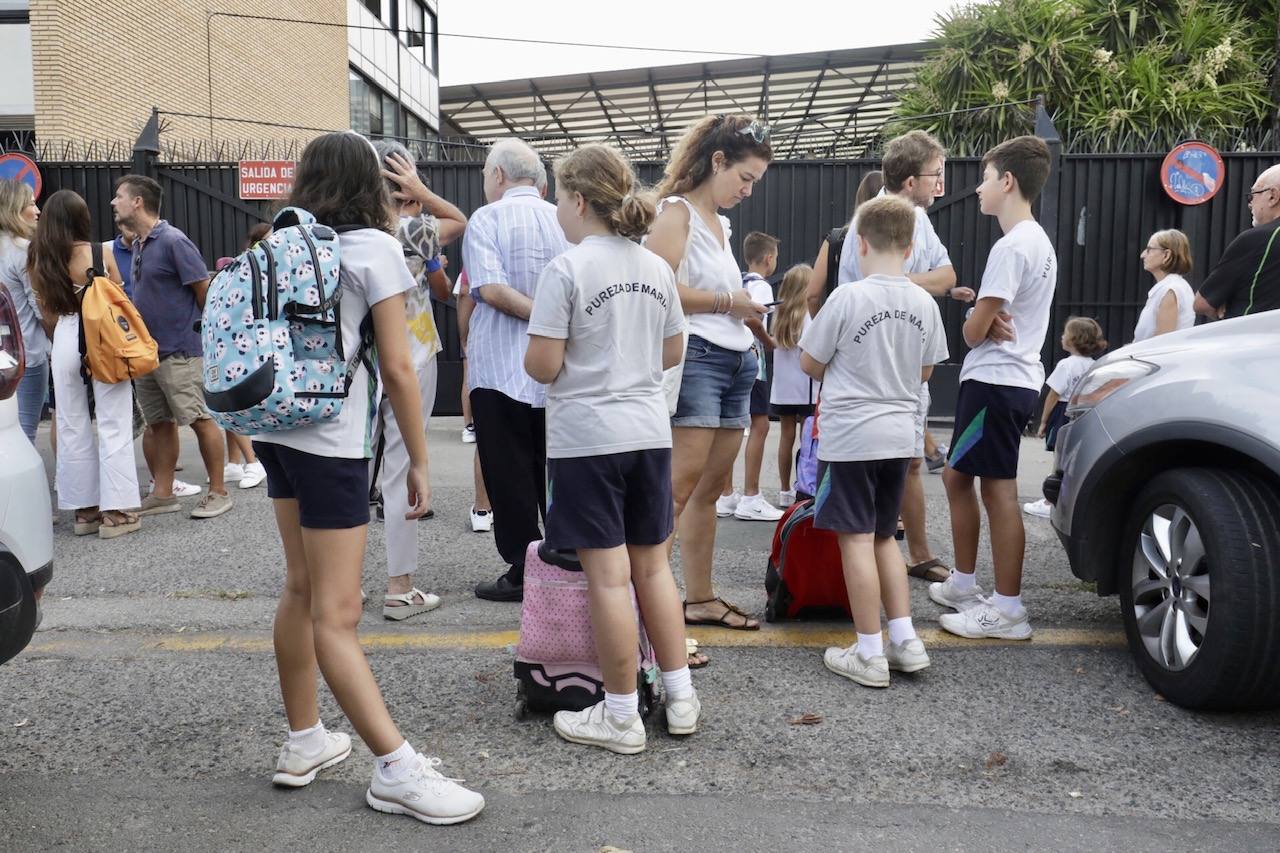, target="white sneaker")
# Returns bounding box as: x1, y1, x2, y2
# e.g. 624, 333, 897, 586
366, 753, 485, 825
939, 600, 1034, 640
461, 424, 477, 444
665, 690, 701, 736
222, 463, 245, 483
715, 491, 742, 518
150, 478, 202, 498
553, 700, 646, 754
823, 643, 890, 688
470, 507, 492, 533
272, 731, 352, 787
885, 637, 931, 673
928, 574, 986, 612
734, 493, 784, 522
1023, 498, 1052, 518
778, 490, 796, 507
238, 461, 267, 490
